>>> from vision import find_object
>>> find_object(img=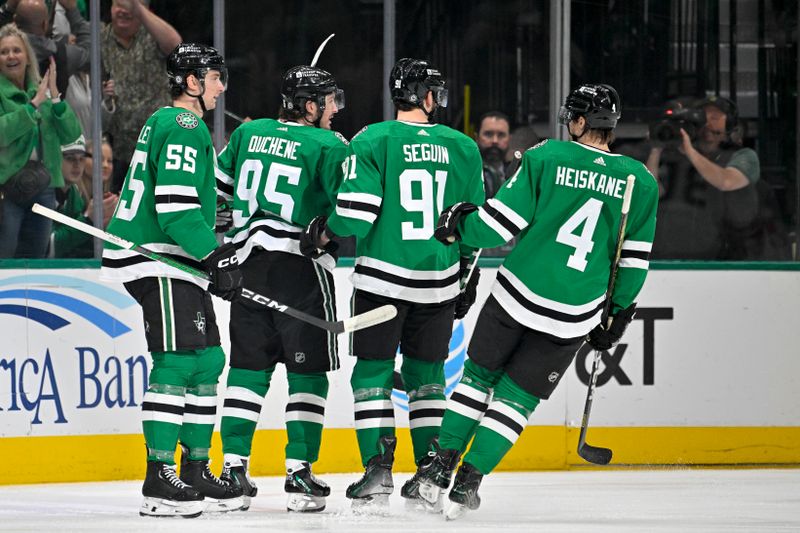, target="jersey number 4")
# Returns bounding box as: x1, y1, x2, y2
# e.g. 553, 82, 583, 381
556, 198, 603, 272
